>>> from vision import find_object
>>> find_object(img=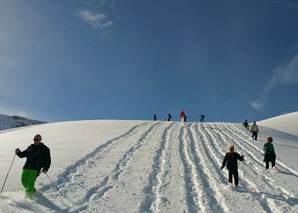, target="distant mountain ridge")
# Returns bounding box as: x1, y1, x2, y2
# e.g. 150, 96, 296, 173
0, 114, 46, 131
